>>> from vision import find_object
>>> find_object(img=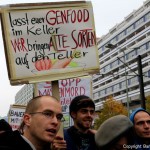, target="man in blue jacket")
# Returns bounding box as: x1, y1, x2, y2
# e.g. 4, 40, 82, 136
130, 108, 150, 150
